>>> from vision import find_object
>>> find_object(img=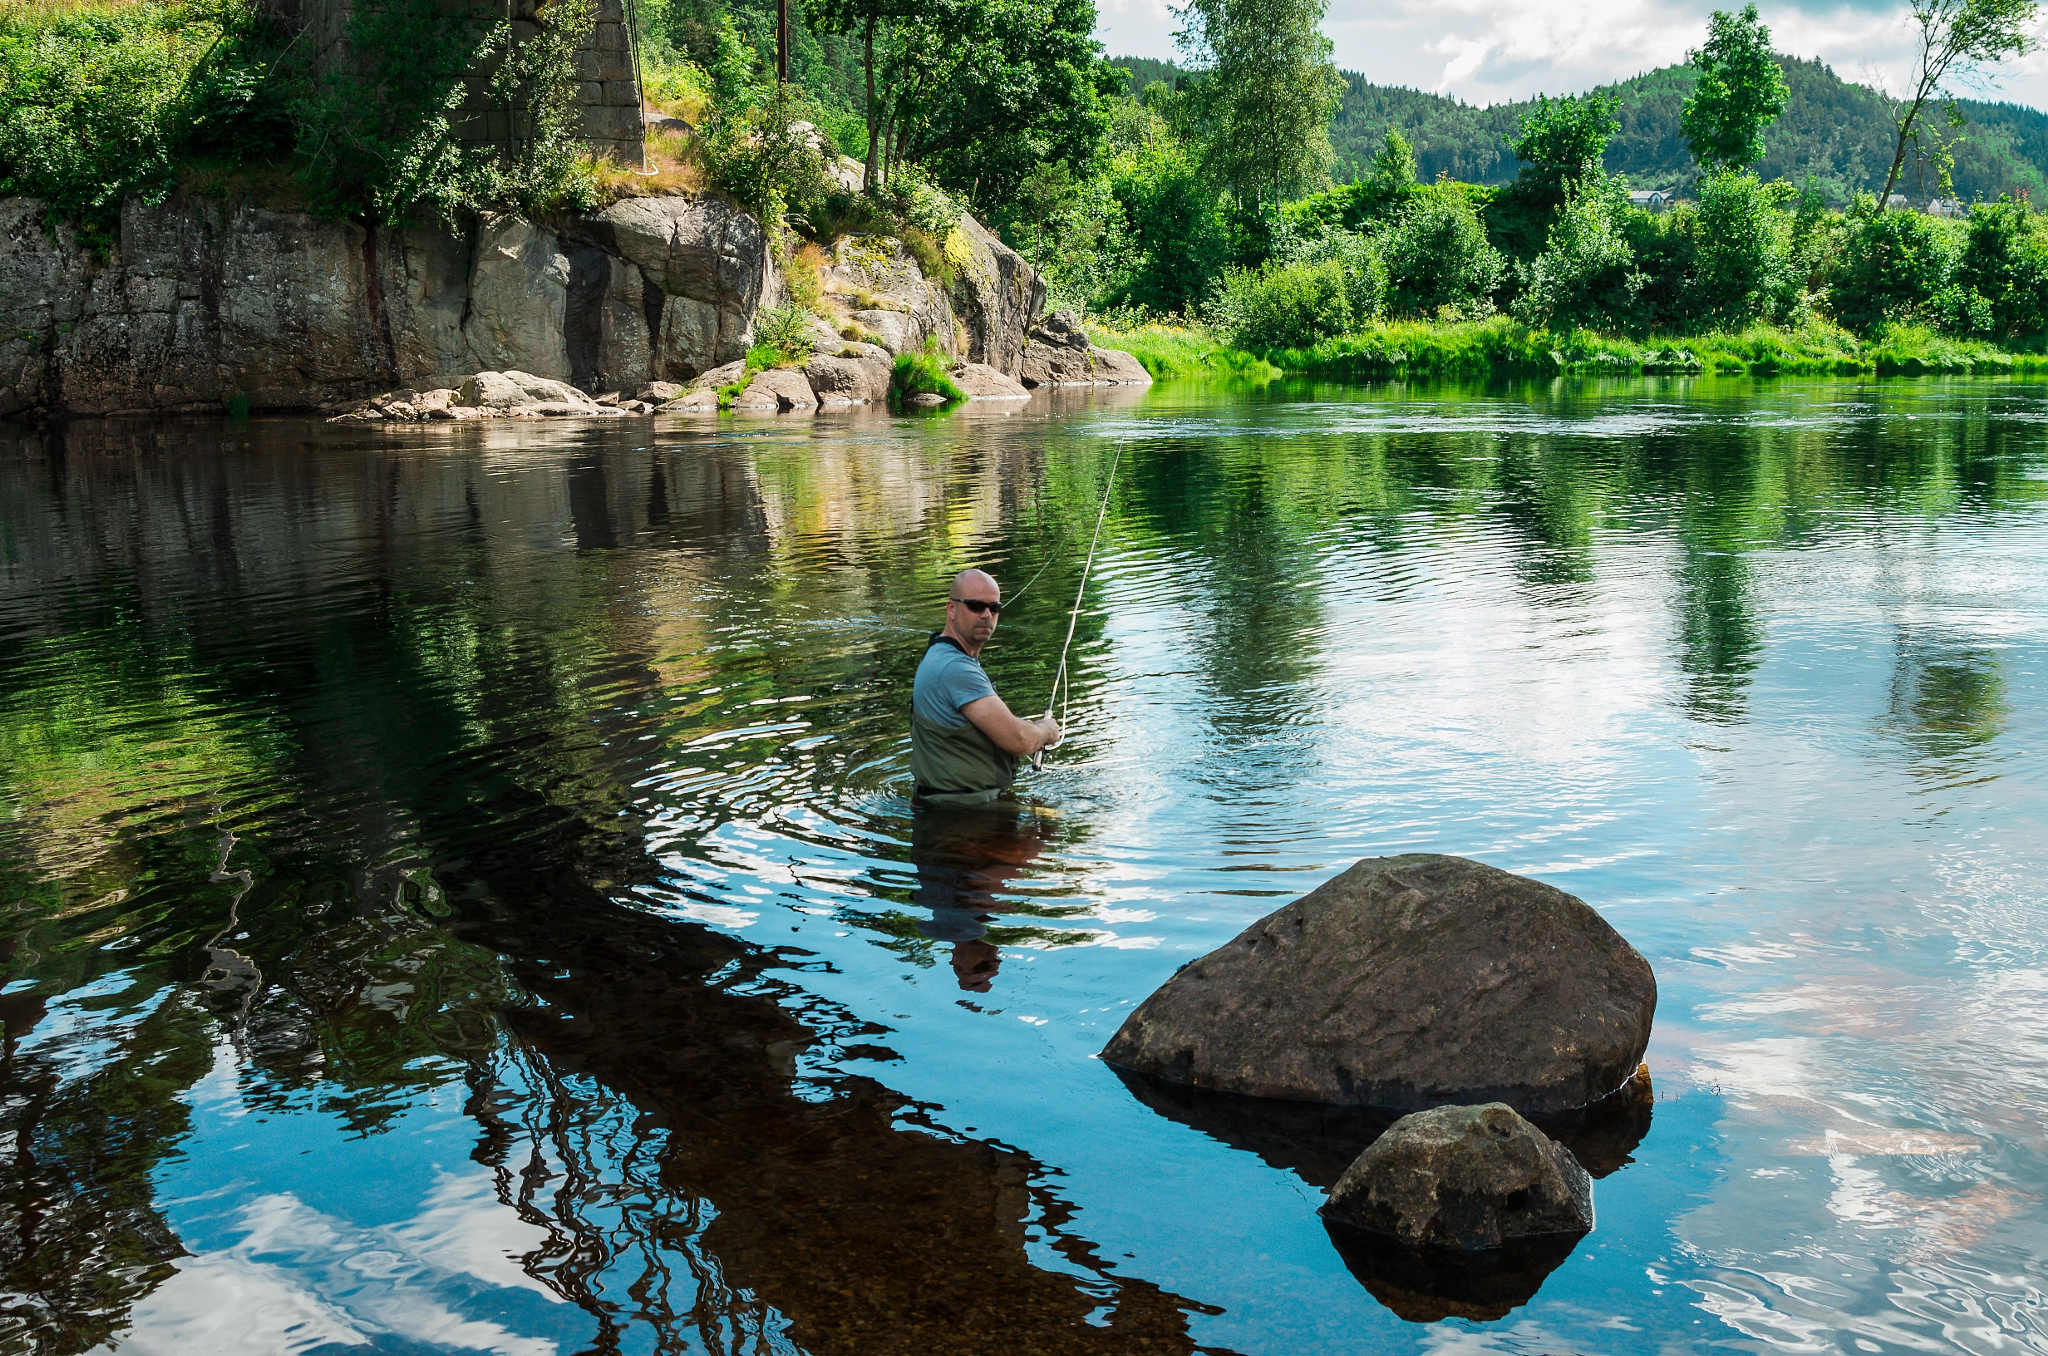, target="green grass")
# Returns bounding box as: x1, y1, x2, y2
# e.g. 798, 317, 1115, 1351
1092, 315, 2048, 379
890, 343, 964, 403
1085, 322, 1281, 380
